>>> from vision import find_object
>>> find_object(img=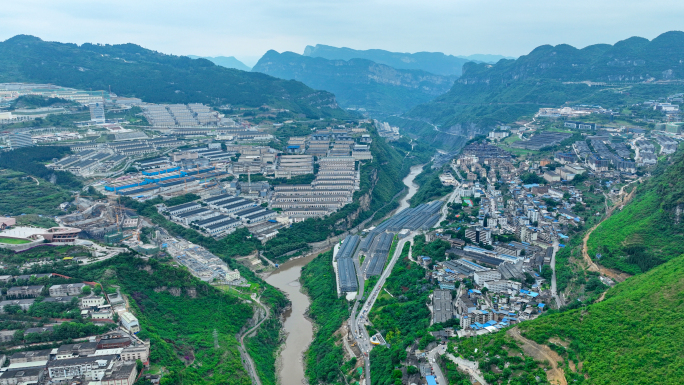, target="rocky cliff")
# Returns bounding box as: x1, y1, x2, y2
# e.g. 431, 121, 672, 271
253, 50, 456, 114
